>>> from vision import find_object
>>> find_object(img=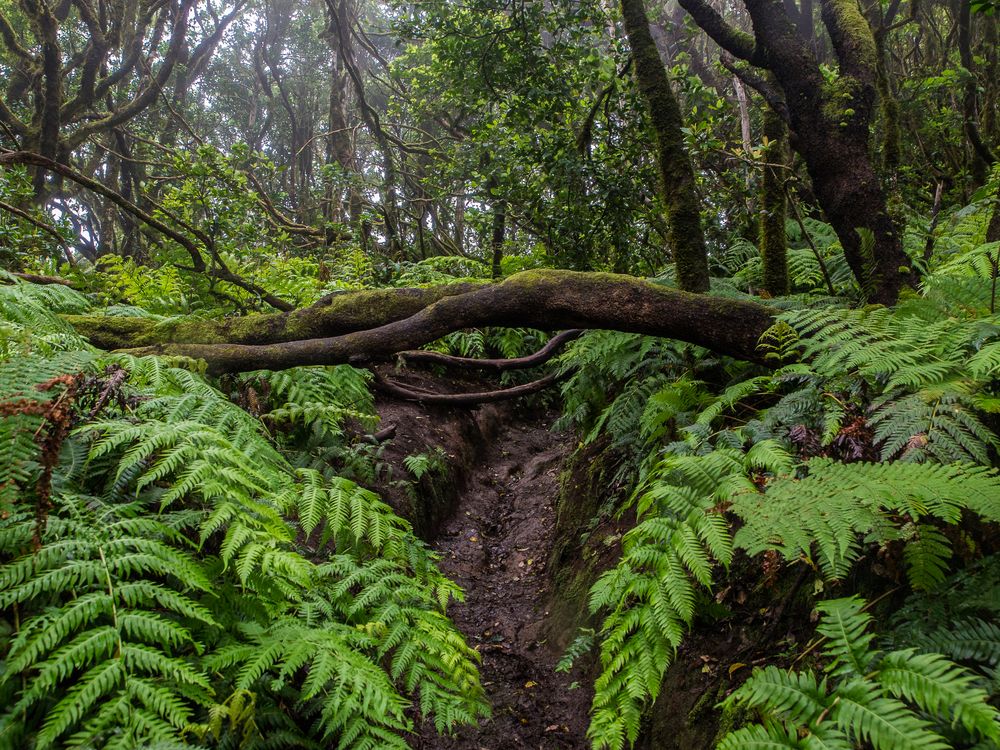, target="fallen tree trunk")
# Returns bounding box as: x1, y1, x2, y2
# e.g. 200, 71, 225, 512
67, 282, 487, 350
66, 271, 778, 374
